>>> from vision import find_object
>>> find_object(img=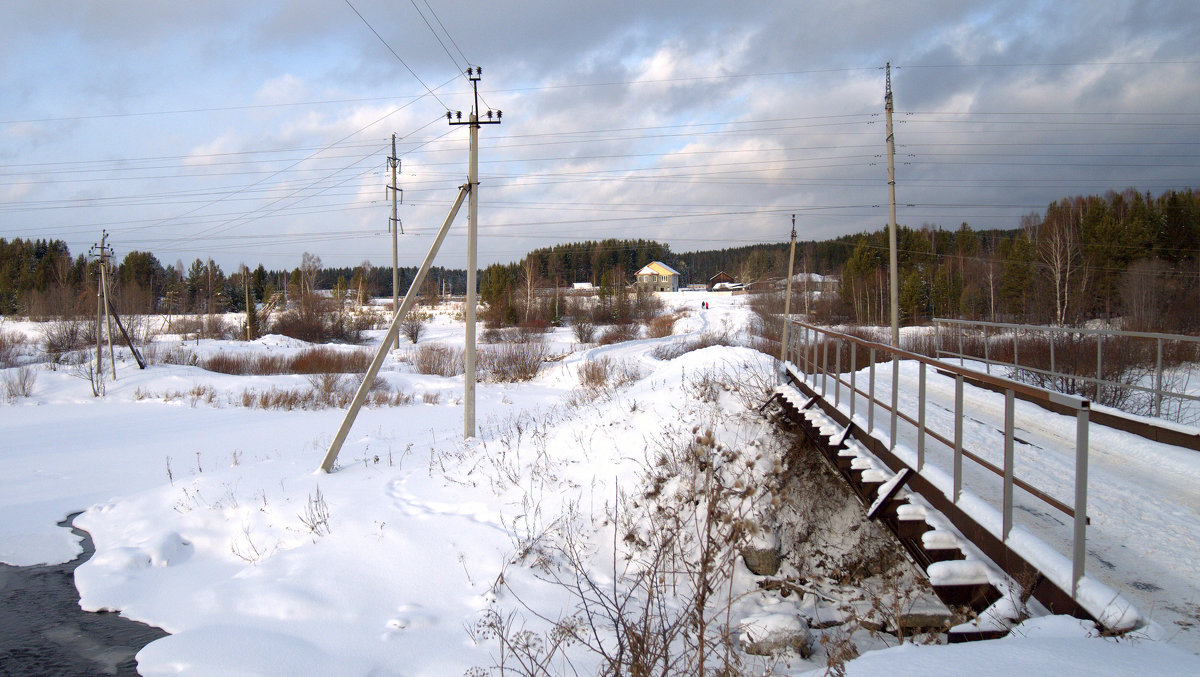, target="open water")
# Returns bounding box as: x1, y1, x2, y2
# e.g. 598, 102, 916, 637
0, 514, 167, 676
